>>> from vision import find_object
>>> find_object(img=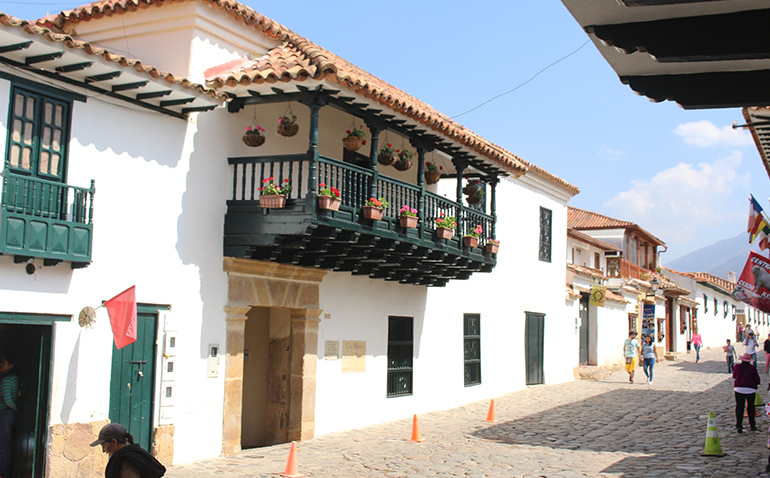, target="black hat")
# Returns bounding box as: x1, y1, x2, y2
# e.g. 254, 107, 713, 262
90, 423, 128, 447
